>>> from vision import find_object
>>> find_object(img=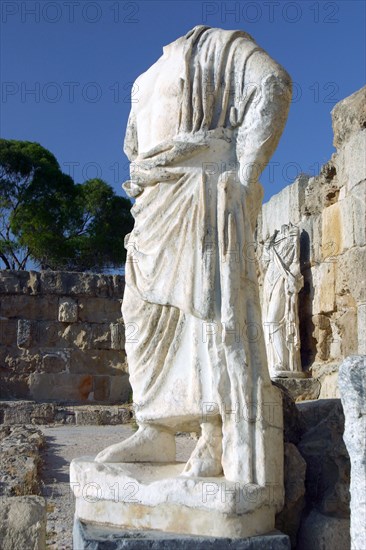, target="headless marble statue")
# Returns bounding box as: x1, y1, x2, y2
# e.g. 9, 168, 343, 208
262, 223, 304, 377
96, 26, 291, 485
